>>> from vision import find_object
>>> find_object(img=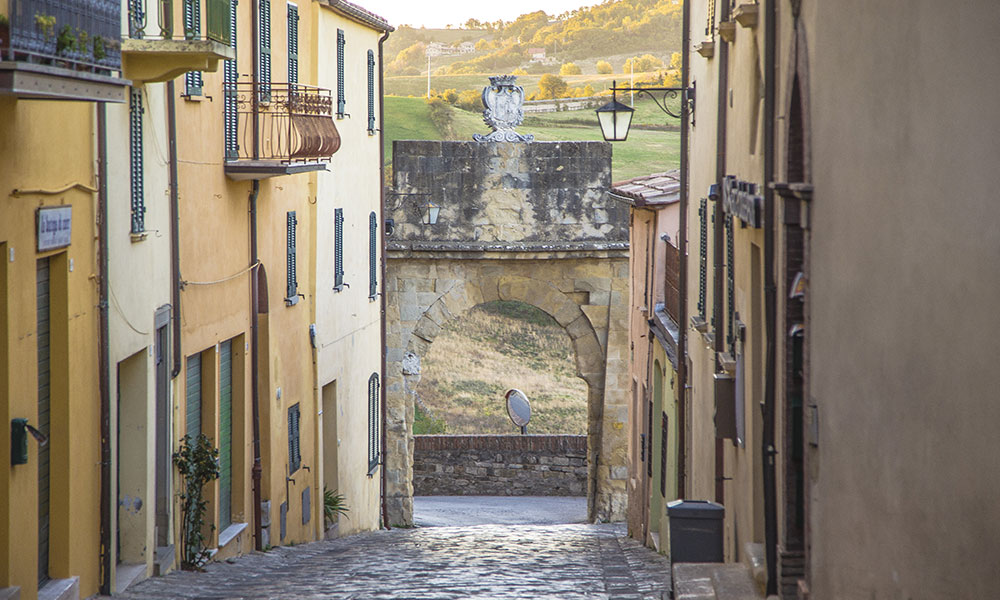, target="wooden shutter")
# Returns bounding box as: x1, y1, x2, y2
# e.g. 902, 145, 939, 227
334, 208, 344, 289
698, 197, 708, 318
660, 413, 668, 497
287, 4, 298, 85
36, 258, 50, 586
260, 0, 271, 98
184, 0, 203, 95
286, 211, 297, 302
646, 393, 653, 478
288, 404, 301, 473
369, 211, 377, 299
368, 373, 379, 474
206, 0, 232, 45
726, 214, 735, 354
219, 340, 233, 530
223, 0, 238, 159
336, 29, 345, 116
367, 49, 375, 132
186, 354, 201, 437
129, 88, 145, 234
